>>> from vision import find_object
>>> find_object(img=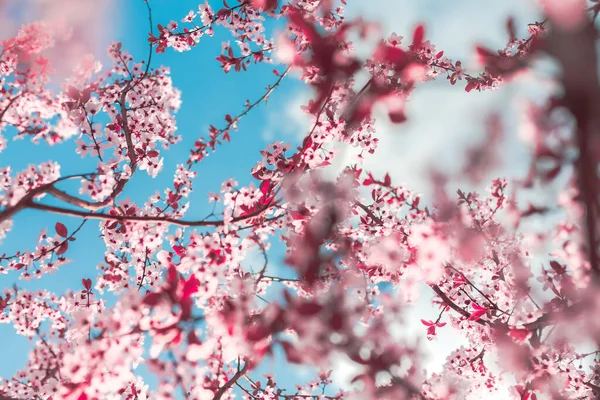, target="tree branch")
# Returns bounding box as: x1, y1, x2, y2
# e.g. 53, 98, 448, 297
212, 362, 249, 400
26, 200, 280, 228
